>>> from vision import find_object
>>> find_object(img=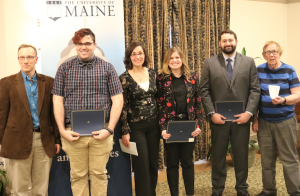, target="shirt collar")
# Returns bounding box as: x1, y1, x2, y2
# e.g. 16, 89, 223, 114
21, 71, 37, 82
171, 73, 184, 80
222, 52, 236, 62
